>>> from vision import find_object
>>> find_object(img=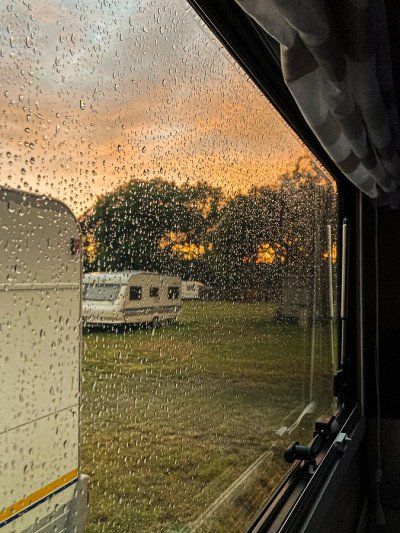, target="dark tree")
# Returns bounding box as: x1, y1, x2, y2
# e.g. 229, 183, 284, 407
80, 164, 337, 305
80, 178, 223, 275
